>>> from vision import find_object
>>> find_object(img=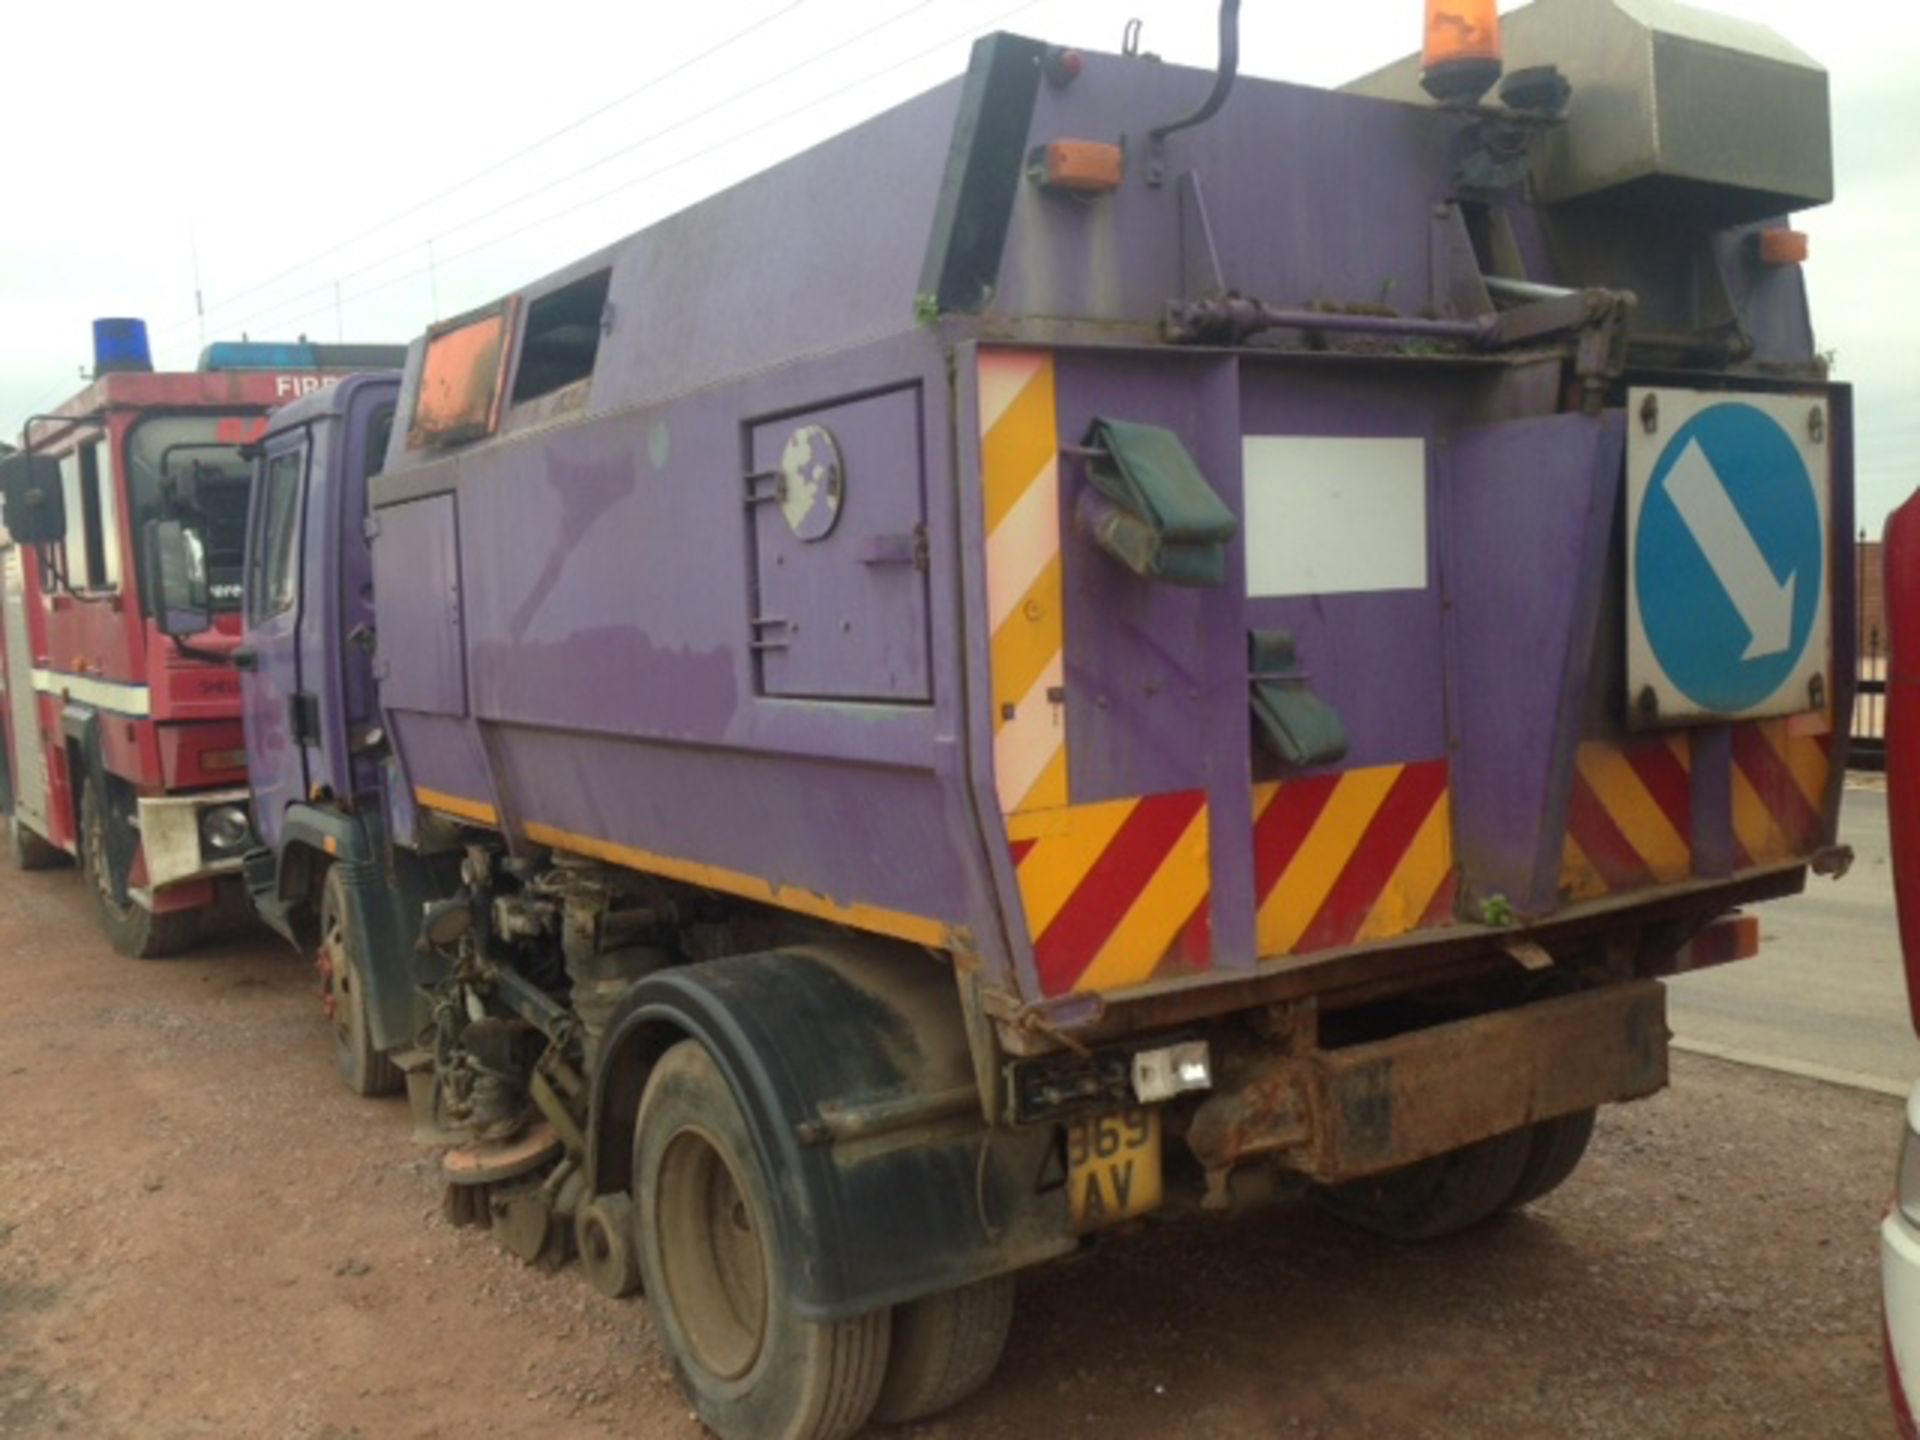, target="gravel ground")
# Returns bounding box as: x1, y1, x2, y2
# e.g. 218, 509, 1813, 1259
0, 859, 1898, 1439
